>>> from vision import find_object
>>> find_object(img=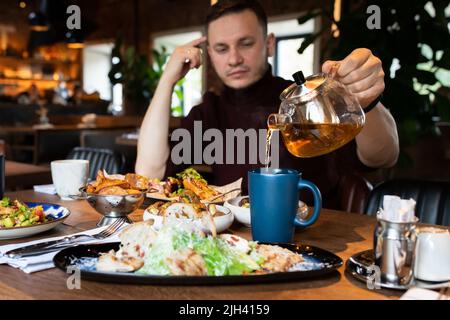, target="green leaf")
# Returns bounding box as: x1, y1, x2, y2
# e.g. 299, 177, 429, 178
0, 197, 10, 207
435, 50, 450, 70
174, 89, 183, 101
171, 106, 183, 116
